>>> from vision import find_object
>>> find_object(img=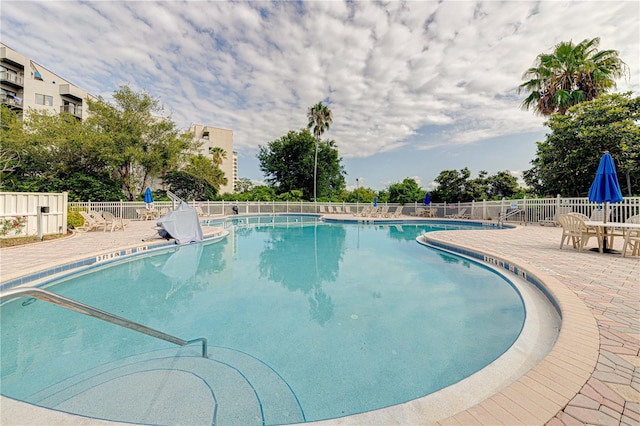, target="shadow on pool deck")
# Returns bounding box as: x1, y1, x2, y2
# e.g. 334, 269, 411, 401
1, 217, 638, 425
